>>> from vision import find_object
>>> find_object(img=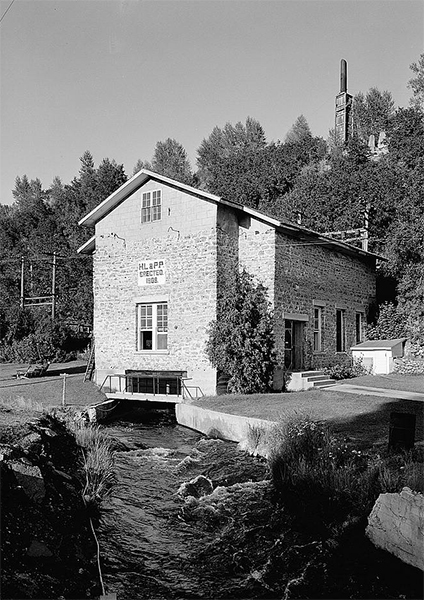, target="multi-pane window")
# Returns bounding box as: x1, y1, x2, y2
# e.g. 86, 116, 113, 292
137, 302, 168, 351
141, 190, 161, 223
356, 312, 363, 344
336, 309, 346, 352
313, 307, 322, 352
